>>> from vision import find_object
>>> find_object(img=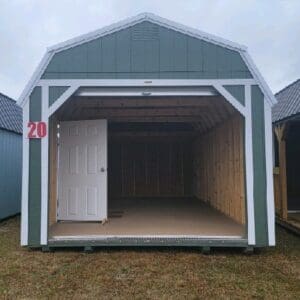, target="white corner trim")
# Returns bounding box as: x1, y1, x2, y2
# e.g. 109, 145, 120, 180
264, 101, 275, 246
48, 85, 79, 117
245, 85, 256, 245
21, 101, 29, 246
40, 86, 49, 245
213, 83, 246, 116
240, 51, 277, 106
